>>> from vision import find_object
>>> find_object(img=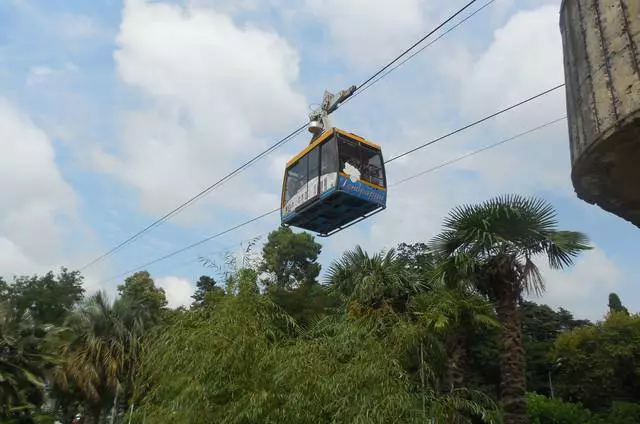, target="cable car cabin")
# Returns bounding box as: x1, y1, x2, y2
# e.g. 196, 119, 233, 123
281, 128, 387, 237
